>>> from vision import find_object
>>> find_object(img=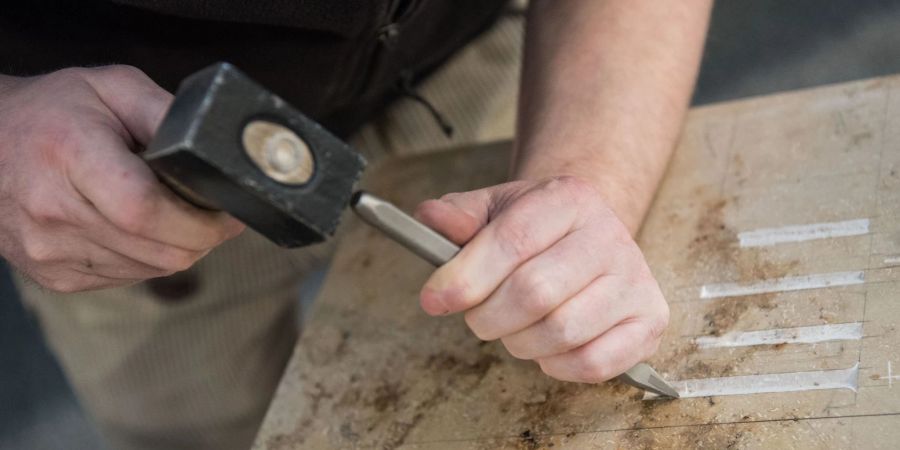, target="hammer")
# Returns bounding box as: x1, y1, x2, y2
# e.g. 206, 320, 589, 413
143, 62, 679, 399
